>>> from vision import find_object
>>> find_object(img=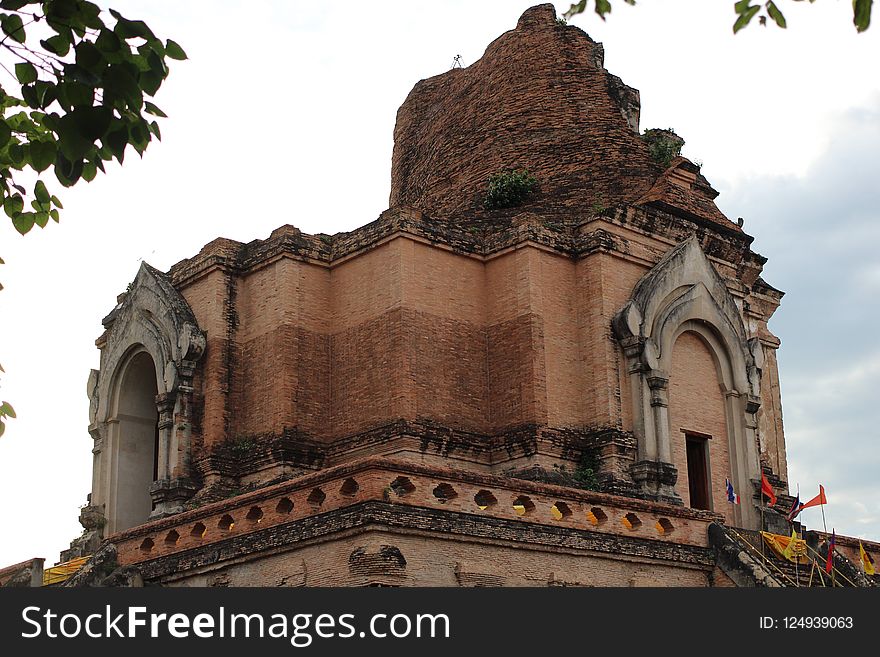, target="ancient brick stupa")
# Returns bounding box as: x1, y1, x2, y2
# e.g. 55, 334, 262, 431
14, 4, 872, 588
